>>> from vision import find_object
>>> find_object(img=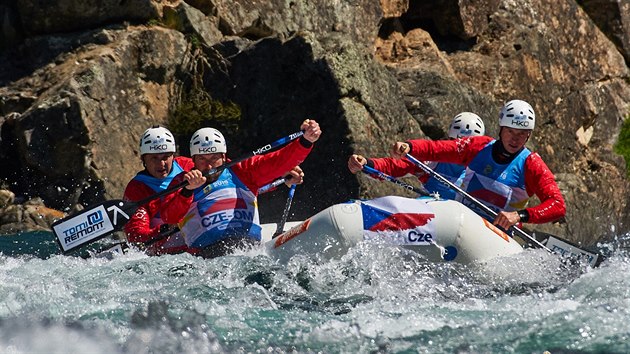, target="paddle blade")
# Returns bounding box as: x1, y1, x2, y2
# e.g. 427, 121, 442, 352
535, 231, 603, 267
52, 199, 137, 254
